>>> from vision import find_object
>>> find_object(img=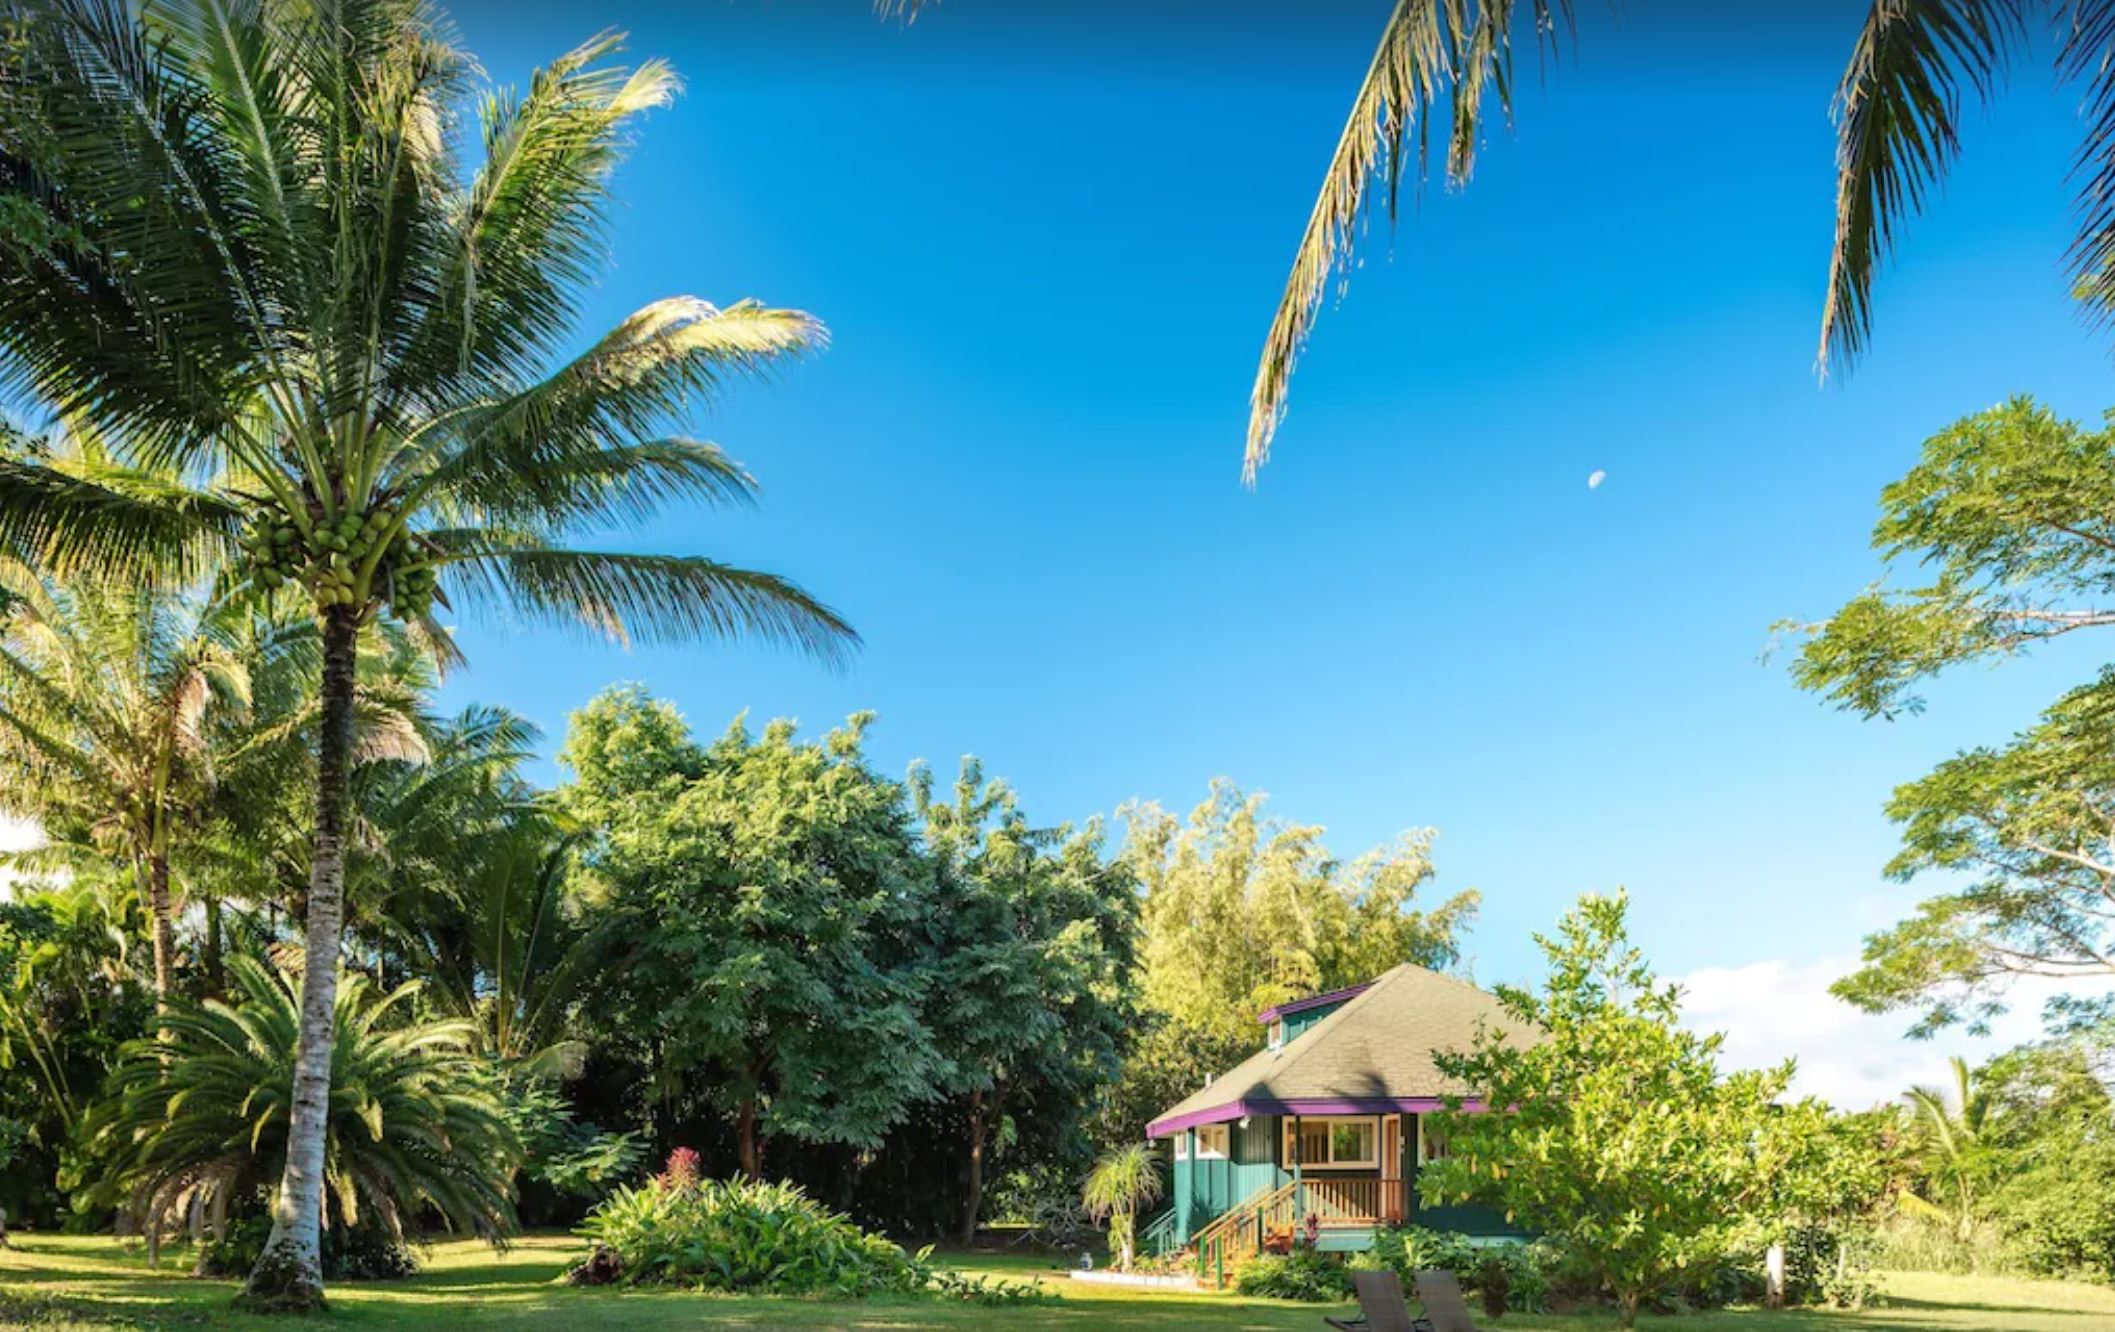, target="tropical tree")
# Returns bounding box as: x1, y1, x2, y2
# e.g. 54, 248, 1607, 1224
0, 566, 255, 1009
0, 3, 851, 1307
563, 691, 937, 1181
1900, 1056, 1993, 1241
908, 756, 1138, 1244
1245, 2, 2115, 476
1081, 1142, 1163, 1272
87, 955, 520, 1267
1794, 398, 2115, 1031
1424, 892, 1820, 1328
